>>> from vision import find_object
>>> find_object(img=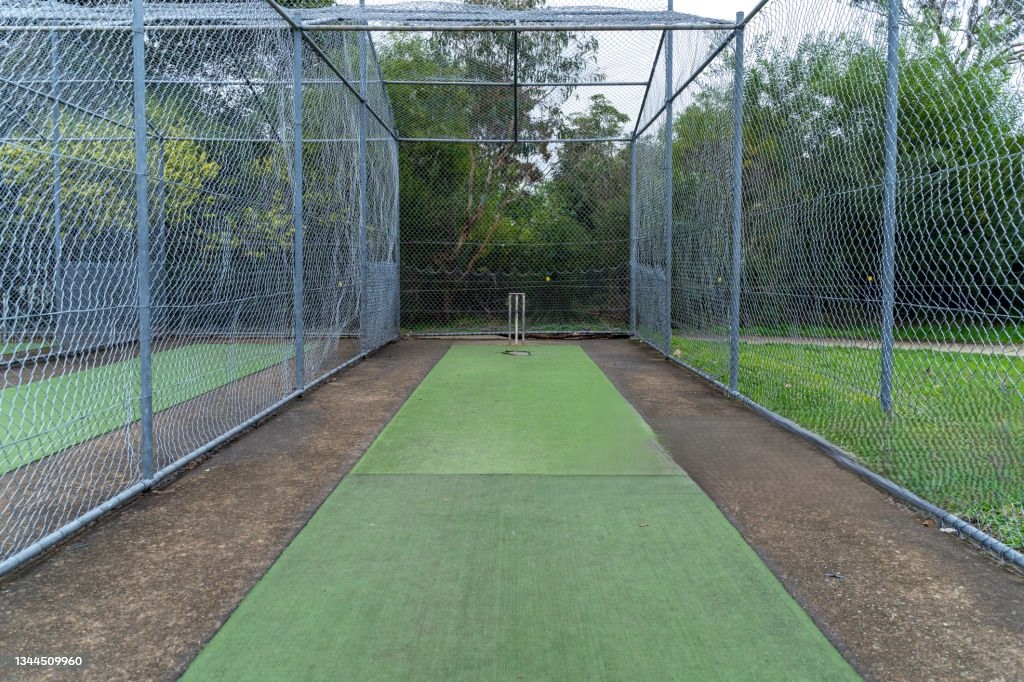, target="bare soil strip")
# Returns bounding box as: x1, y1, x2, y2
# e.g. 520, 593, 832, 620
0, 340, 447, 681
584, 338, 1024, 682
